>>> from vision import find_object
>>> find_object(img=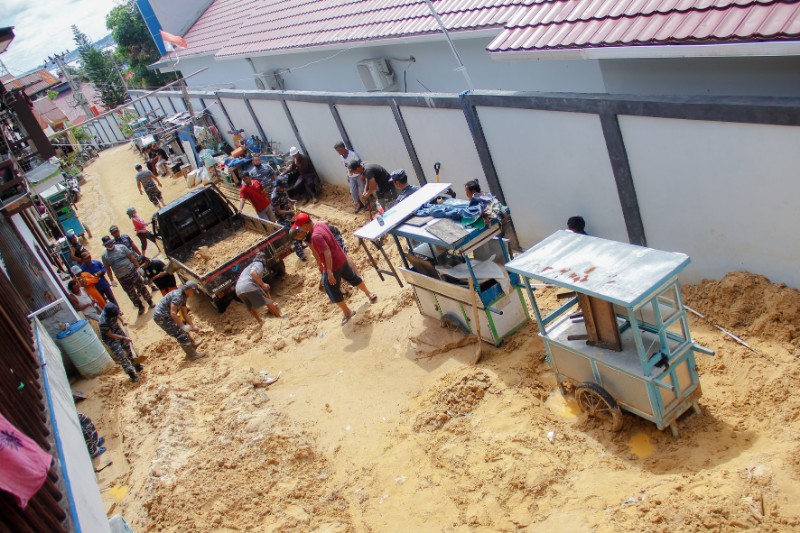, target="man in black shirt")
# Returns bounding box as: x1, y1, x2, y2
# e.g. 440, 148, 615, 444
349, 160, 397, 211
139, 255, 177, 296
